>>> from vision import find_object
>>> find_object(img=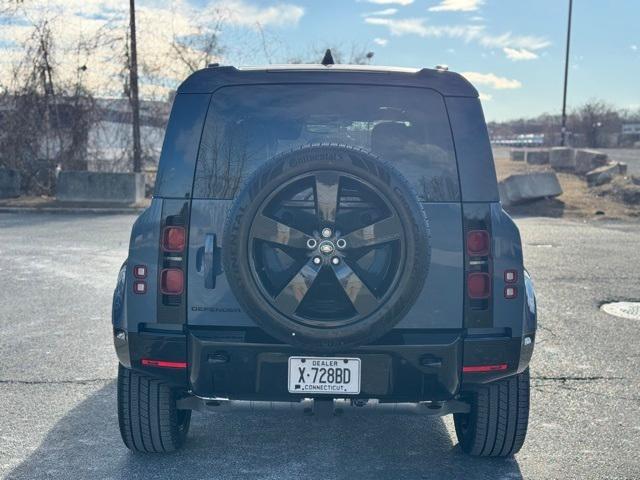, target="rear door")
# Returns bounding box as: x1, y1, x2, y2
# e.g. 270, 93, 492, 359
187, 84, 464, 329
